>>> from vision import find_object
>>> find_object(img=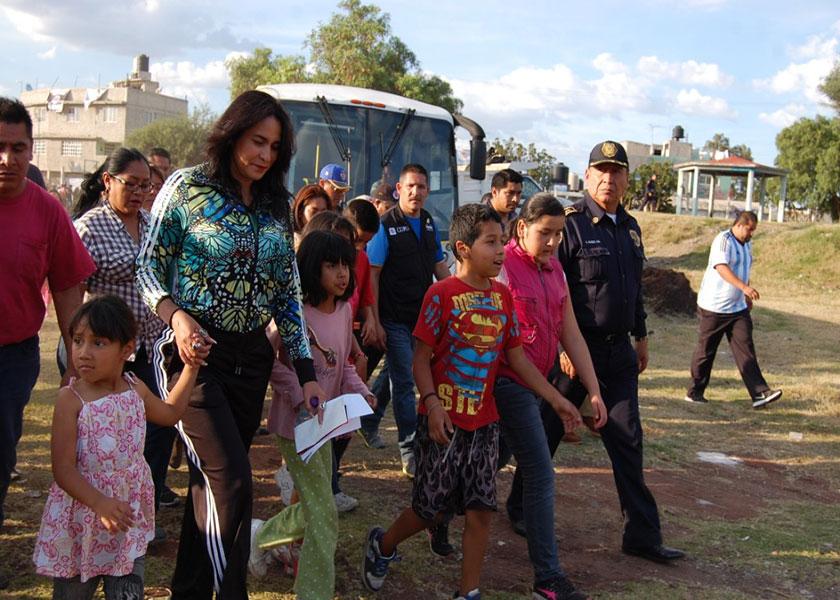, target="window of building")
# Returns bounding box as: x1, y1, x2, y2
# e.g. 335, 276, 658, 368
33, 140, 47, 155
33, 107, 47, 122
102, 106, 118, 123
61, 141, 82, 157
66, 106, 80, 122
